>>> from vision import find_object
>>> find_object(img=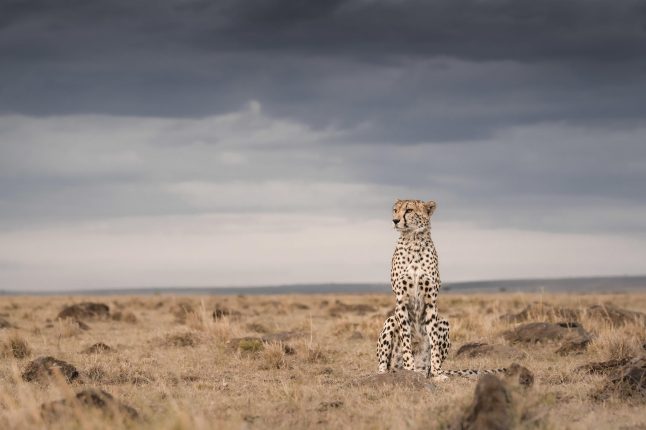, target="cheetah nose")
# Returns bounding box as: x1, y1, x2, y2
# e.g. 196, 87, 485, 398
393, 219, 400, 225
